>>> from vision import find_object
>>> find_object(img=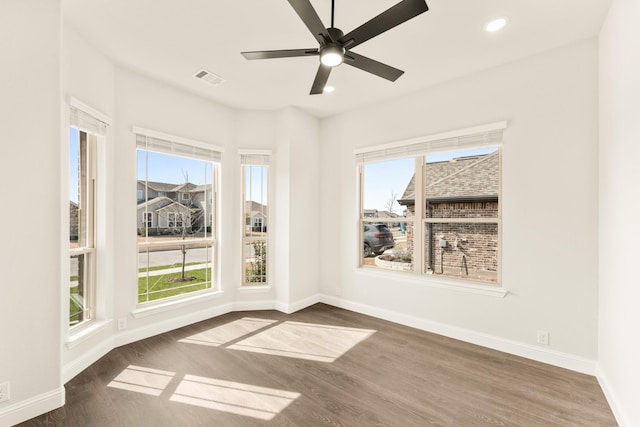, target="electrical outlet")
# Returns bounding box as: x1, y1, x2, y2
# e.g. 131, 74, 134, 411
117, 317, 127, 330
537, 330, 550, 345
0, 381, 10, 403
